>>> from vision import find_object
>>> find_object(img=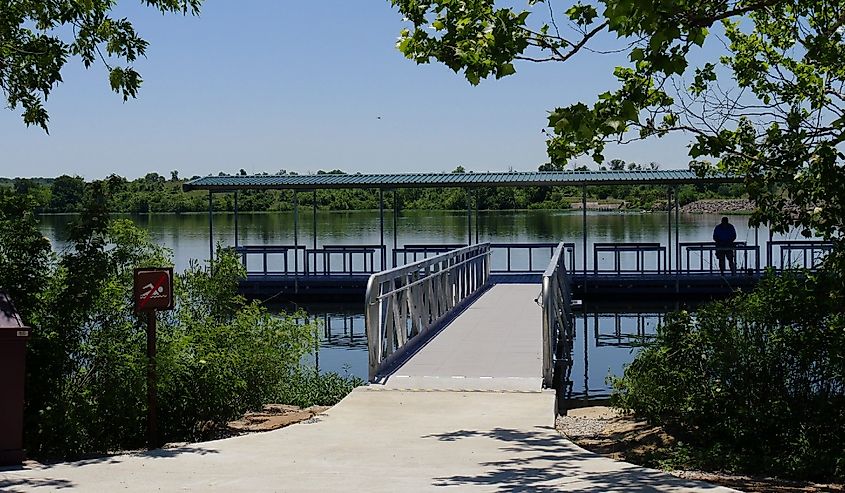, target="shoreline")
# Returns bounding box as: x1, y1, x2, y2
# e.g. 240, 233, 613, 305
34, 205, 753, 217
557, 406, 843, 493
